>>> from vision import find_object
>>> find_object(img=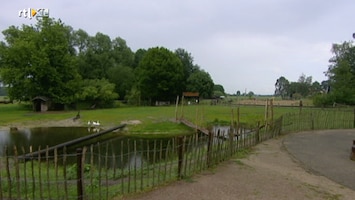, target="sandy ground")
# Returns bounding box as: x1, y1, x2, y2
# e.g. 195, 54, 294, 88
123, 135, 355, 200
